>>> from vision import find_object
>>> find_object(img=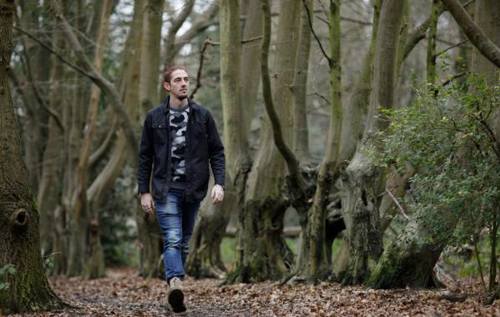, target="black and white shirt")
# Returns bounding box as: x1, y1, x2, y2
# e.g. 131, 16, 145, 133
169, 105, 190, 188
